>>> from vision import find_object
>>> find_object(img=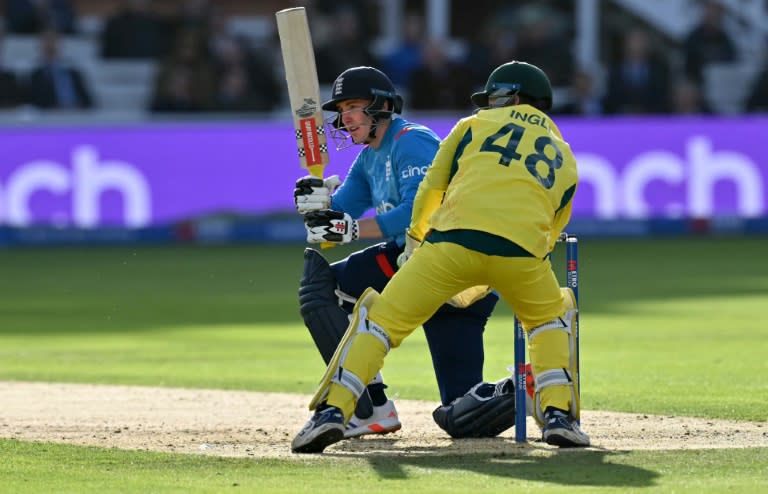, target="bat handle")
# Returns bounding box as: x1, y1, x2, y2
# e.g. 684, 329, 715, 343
307, 166, 336, 250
